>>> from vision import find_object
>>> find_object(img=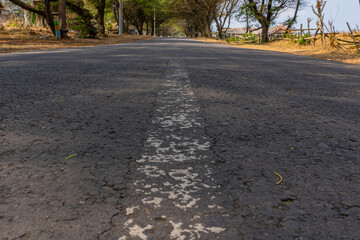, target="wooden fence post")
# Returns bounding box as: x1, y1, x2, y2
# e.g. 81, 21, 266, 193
347, 22, 360, 53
